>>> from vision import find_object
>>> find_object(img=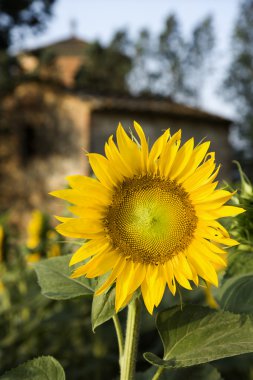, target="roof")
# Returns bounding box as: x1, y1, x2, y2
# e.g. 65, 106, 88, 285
81, 94, 232, 126
24, 37, 88, 57
4, 79, 232, 126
